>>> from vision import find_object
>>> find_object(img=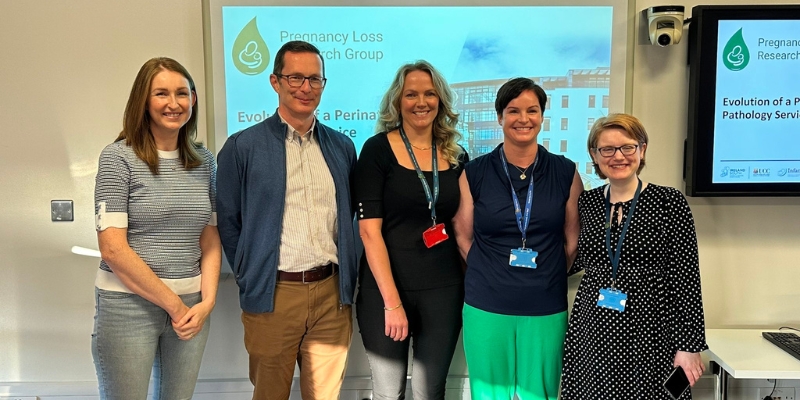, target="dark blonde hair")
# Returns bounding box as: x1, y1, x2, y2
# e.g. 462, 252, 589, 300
117, 57, 202, 174
376, 60, 463, 167
587, 113, 649, 179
